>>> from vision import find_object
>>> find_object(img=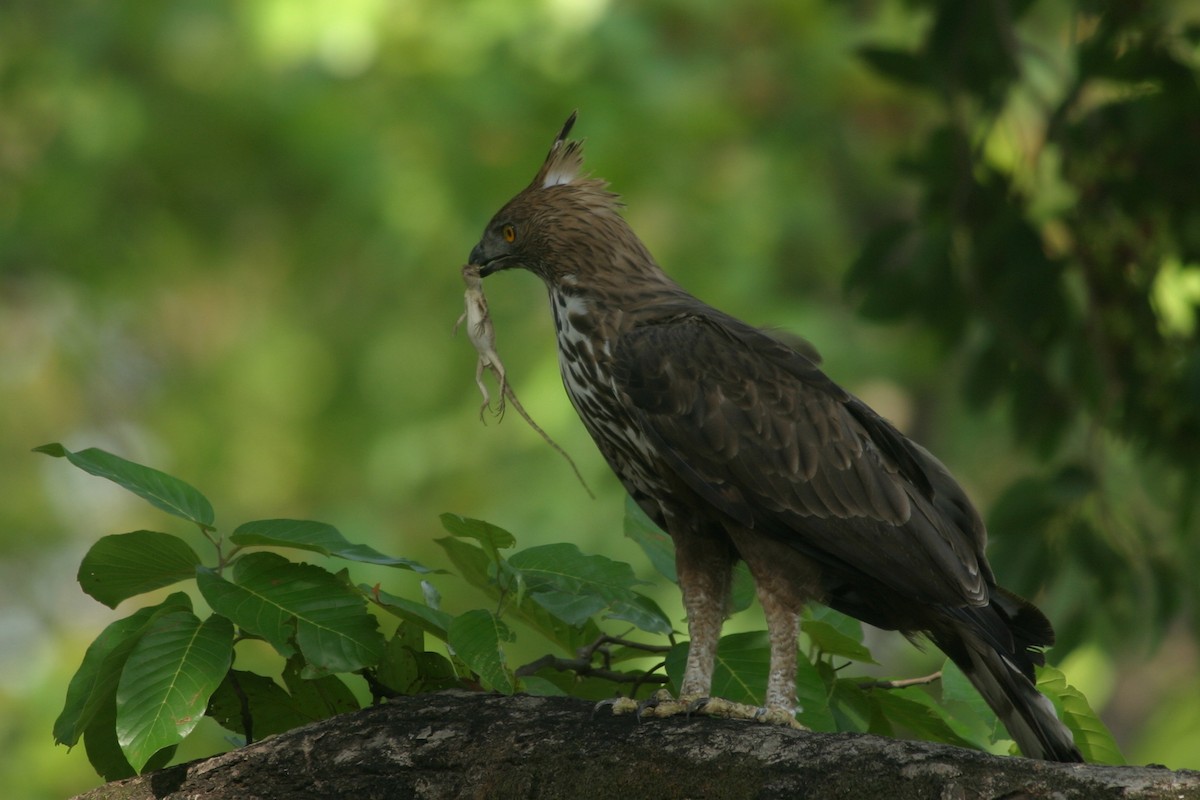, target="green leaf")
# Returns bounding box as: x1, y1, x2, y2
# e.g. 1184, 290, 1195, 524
447, 609, 515, 694
804, 604, 864, 641
1038, 665, 1125, 765
728, 562, 756, 615
197, 553, 384, 673
520, 590, 605, 627
622, 497, 754, 613
364, 584, 453, 641
435, 532, 523, 600
231, 519, 439, 572
77, 531, 202, 609
55, 592, 193, 747
665, 631, 770, 708
517, 676, 568, 696
282, 656, 360, 717
710, 631, 770, 705
867, 686, 980, 750
82, 689, 176, 781
35, 443, 215, 530
623, 496, 676, 581
206, 669, 312, 741
196, 567, 295, 659
411, 651, 462, 692
434, 536, 495, 594
375, 629, 422, 695
115, 611, 234, 773
940, 659, 1004, 744
439, 513, 515, 560
828, 677, 874, 733
436, 536, 604, 653
372, 621, 460, 694
801, 619, 878, 664
794, 650, 836, 731
509, 543, 672, 635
